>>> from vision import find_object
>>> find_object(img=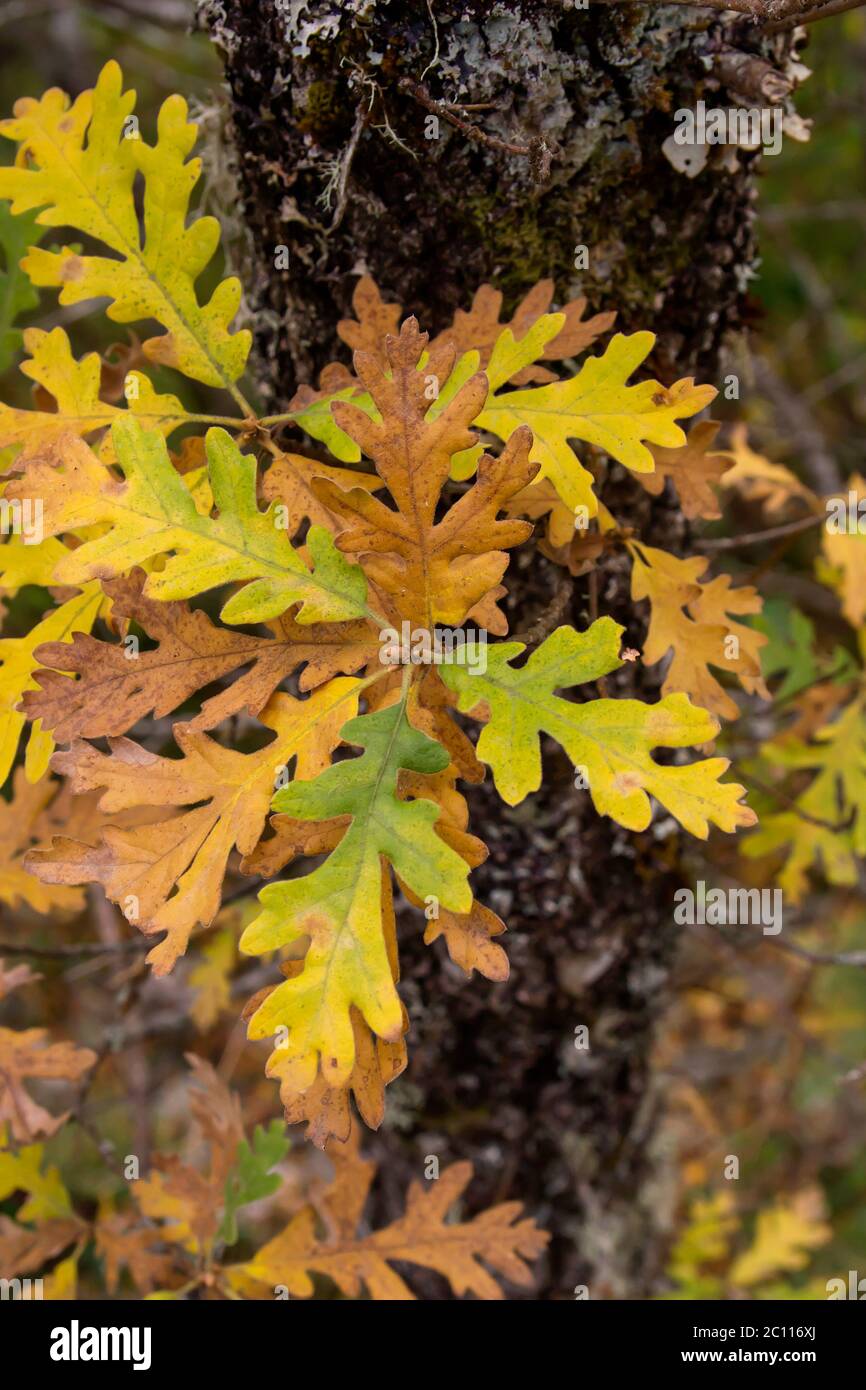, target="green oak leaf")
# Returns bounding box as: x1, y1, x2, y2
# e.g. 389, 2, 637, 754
240, 696, 471, 1092
12, 417, 372, 625
439, 617, 755, 837
220, 1121, 290, 1247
